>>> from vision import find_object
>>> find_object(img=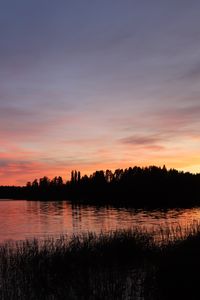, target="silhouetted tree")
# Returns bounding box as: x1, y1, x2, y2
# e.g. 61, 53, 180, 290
39, 176, 50, 188
105, 170, 113, 183
78, 171, 81, 182
32, 179, 39, 188
71, 171, 74, 183
1, 165, 200, 206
